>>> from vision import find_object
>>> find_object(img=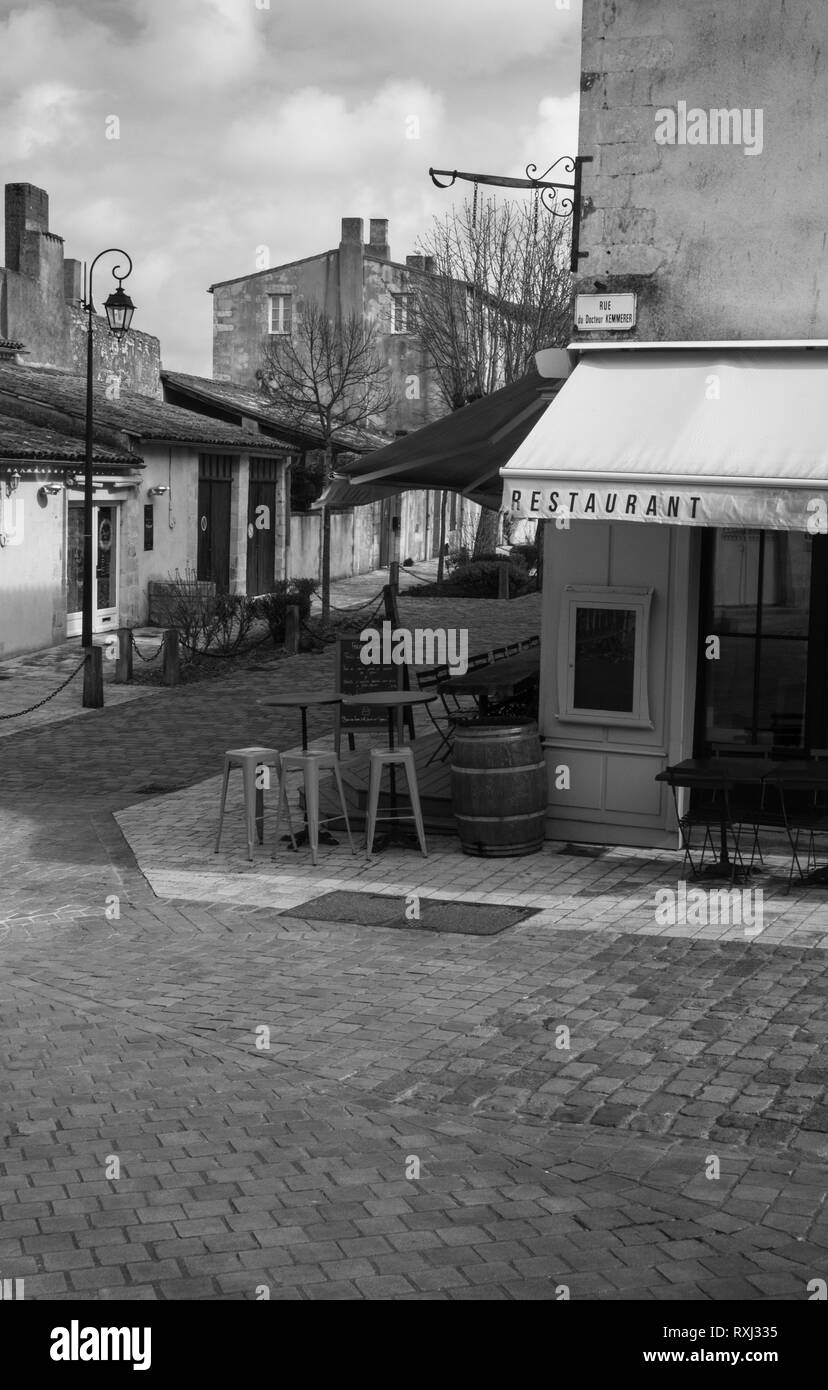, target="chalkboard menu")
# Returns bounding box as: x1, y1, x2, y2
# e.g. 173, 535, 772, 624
336, 634, 403, 737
